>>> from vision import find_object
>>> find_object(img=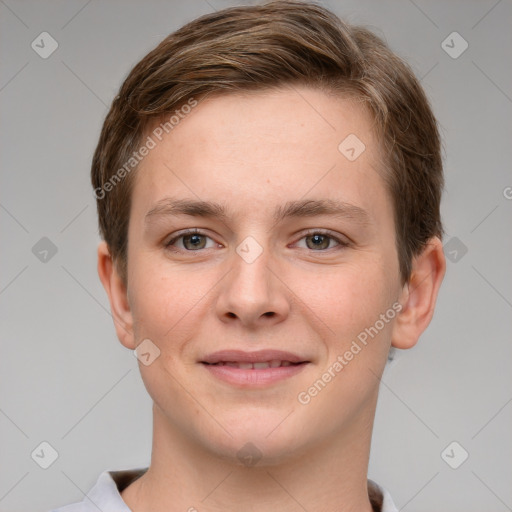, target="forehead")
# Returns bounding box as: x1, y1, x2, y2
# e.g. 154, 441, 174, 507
132, 86, 391, 227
